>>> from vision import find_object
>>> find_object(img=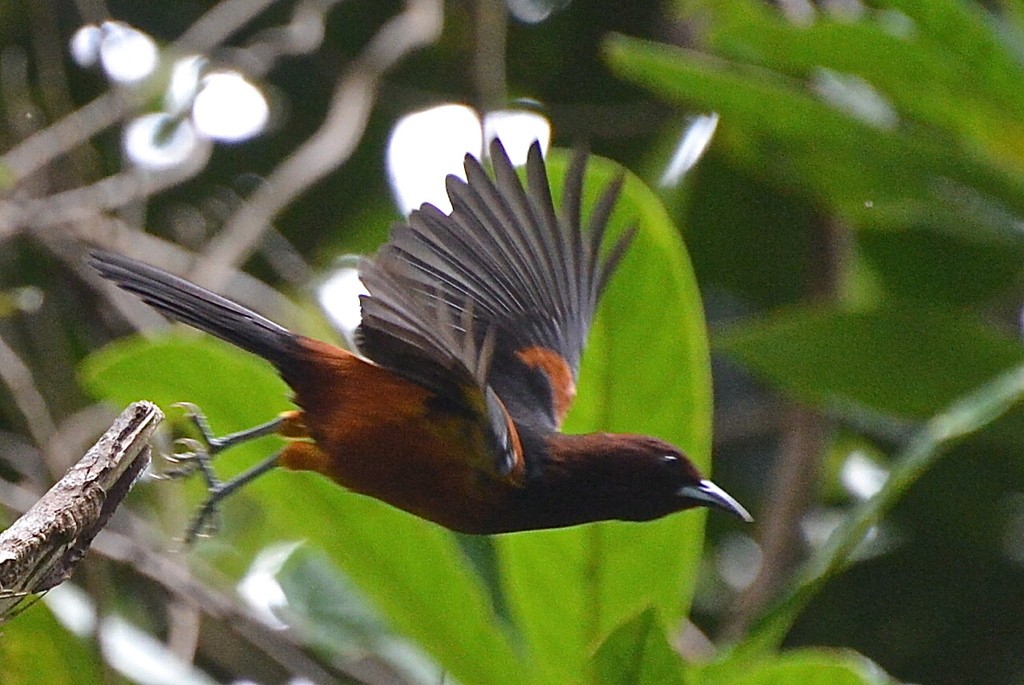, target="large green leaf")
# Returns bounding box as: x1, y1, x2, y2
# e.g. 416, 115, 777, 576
590, 608, 685, 685
696, 648, 893, 685
609, 10, 1024, 311
496, 152, 713, 684
275, 543, 451, 682
855, 227, 1024, 306
262, 475, 530, 684
604, 33, 1024, 233
681, 0, 1024, 166
715, 305, 1024, 419
0, 603, 103, 685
